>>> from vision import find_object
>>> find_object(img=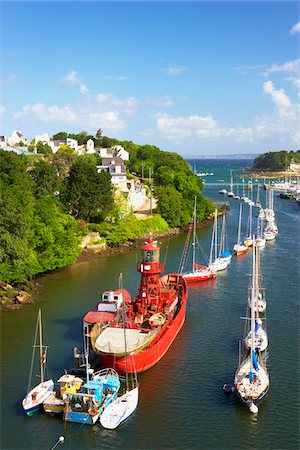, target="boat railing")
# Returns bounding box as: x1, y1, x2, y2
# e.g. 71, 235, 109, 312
92, 367, 119, 380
